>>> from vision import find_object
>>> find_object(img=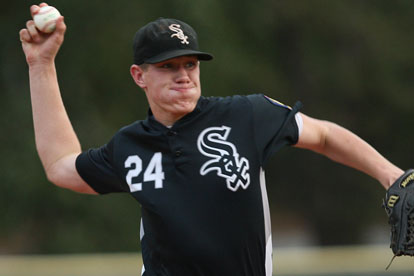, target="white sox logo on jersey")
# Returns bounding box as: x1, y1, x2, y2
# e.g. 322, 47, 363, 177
197, 126, 250, 192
